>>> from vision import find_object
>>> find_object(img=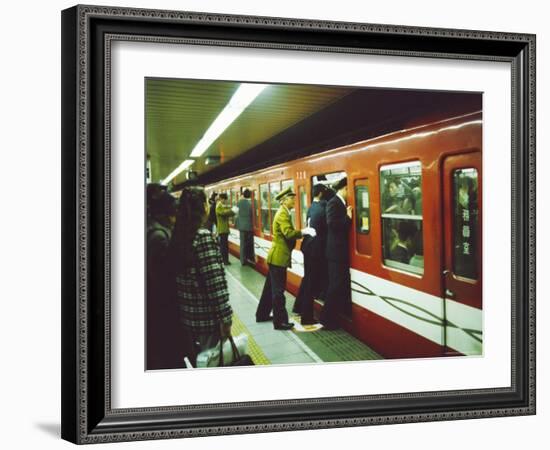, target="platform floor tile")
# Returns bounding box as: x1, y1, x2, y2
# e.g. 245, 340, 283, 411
224, 253, 382, 365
